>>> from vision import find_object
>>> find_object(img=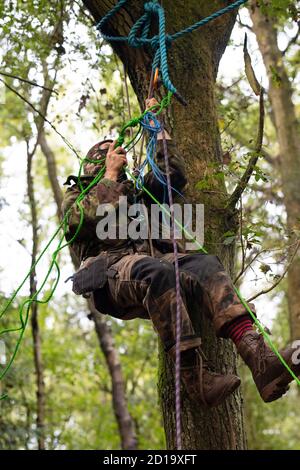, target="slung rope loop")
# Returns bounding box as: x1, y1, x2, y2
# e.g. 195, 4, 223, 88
96, 0, 248, 94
